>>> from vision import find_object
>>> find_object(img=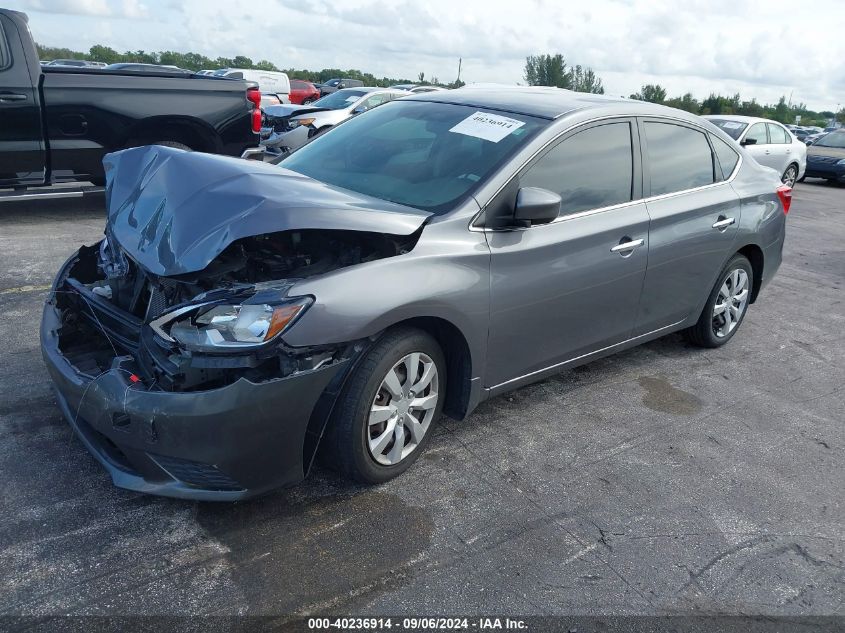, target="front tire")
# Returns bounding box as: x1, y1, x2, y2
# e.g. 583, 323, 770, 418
324, 327, 445, 483
684, 254, 753, 348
